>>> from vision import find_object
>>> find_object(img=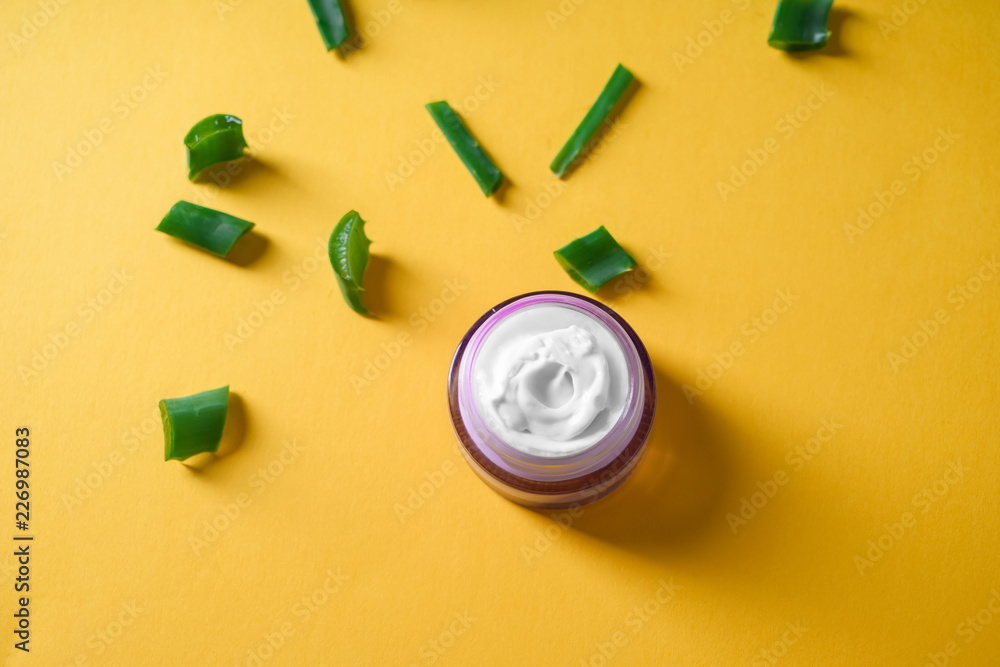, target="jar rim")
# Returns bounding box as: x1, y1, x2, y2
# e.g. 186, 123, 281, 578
447, 291, 656, 502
